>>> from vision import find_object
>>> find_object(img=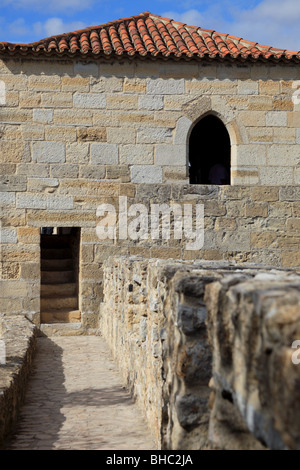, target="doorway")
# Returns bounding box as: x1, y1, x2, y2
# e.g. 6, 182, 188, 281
189, 114, 231, 185
40, 227, 80, 324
